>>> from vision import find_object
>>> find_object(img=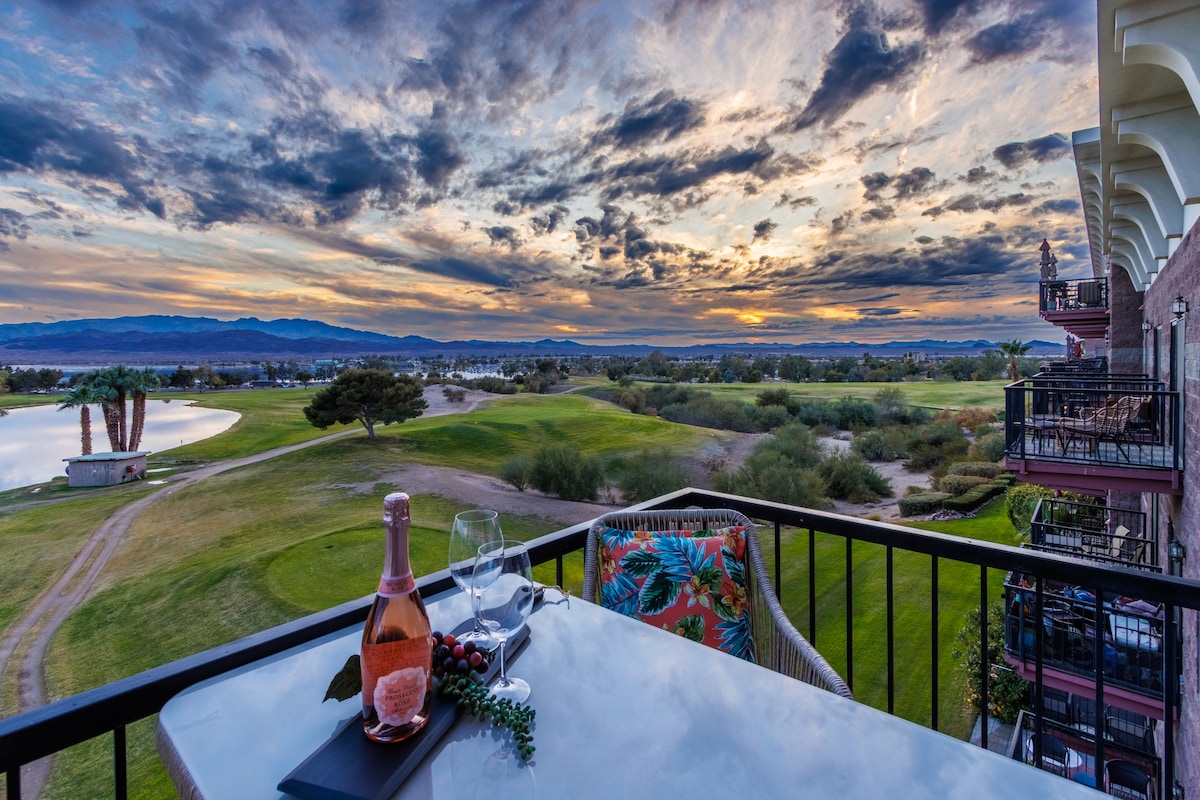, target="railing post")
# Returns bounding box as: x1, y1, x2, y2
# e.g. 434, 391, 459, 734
1163, 602, 1178, 800
845, 536, 853, 693
808, 526, 816, 644
886, 545, 895, 715
114, 724, 127, 800
6, 767, 19, 800
979, 566, 989, 751
931, 555, 939, 732
773, 521, 781, 602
